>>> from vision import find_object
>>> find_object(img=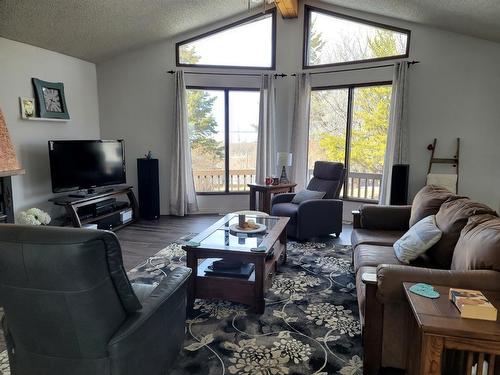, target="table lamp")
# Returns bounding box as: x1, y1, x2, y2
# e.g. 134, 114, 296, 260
277, 152, 292, 184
